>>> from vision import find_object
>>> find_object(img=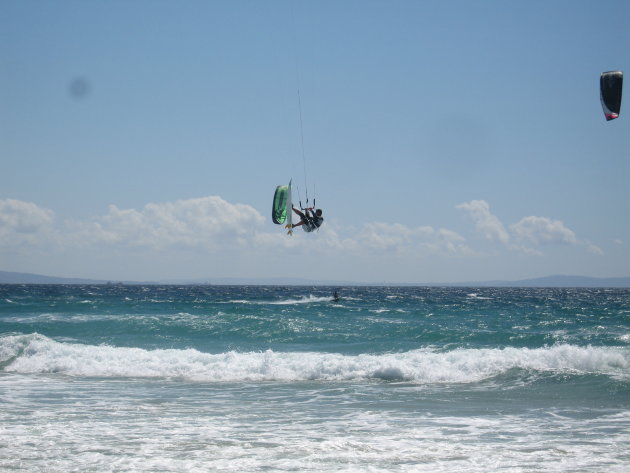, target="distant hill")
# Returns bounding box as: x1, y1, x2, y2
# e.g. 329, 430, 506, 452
158, 275, 630, 287
1, 271, 629, 287
452, 275, 630, 288
0, 271, 143, 285
0, 271, 104, 284
161, 277, 355, 286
